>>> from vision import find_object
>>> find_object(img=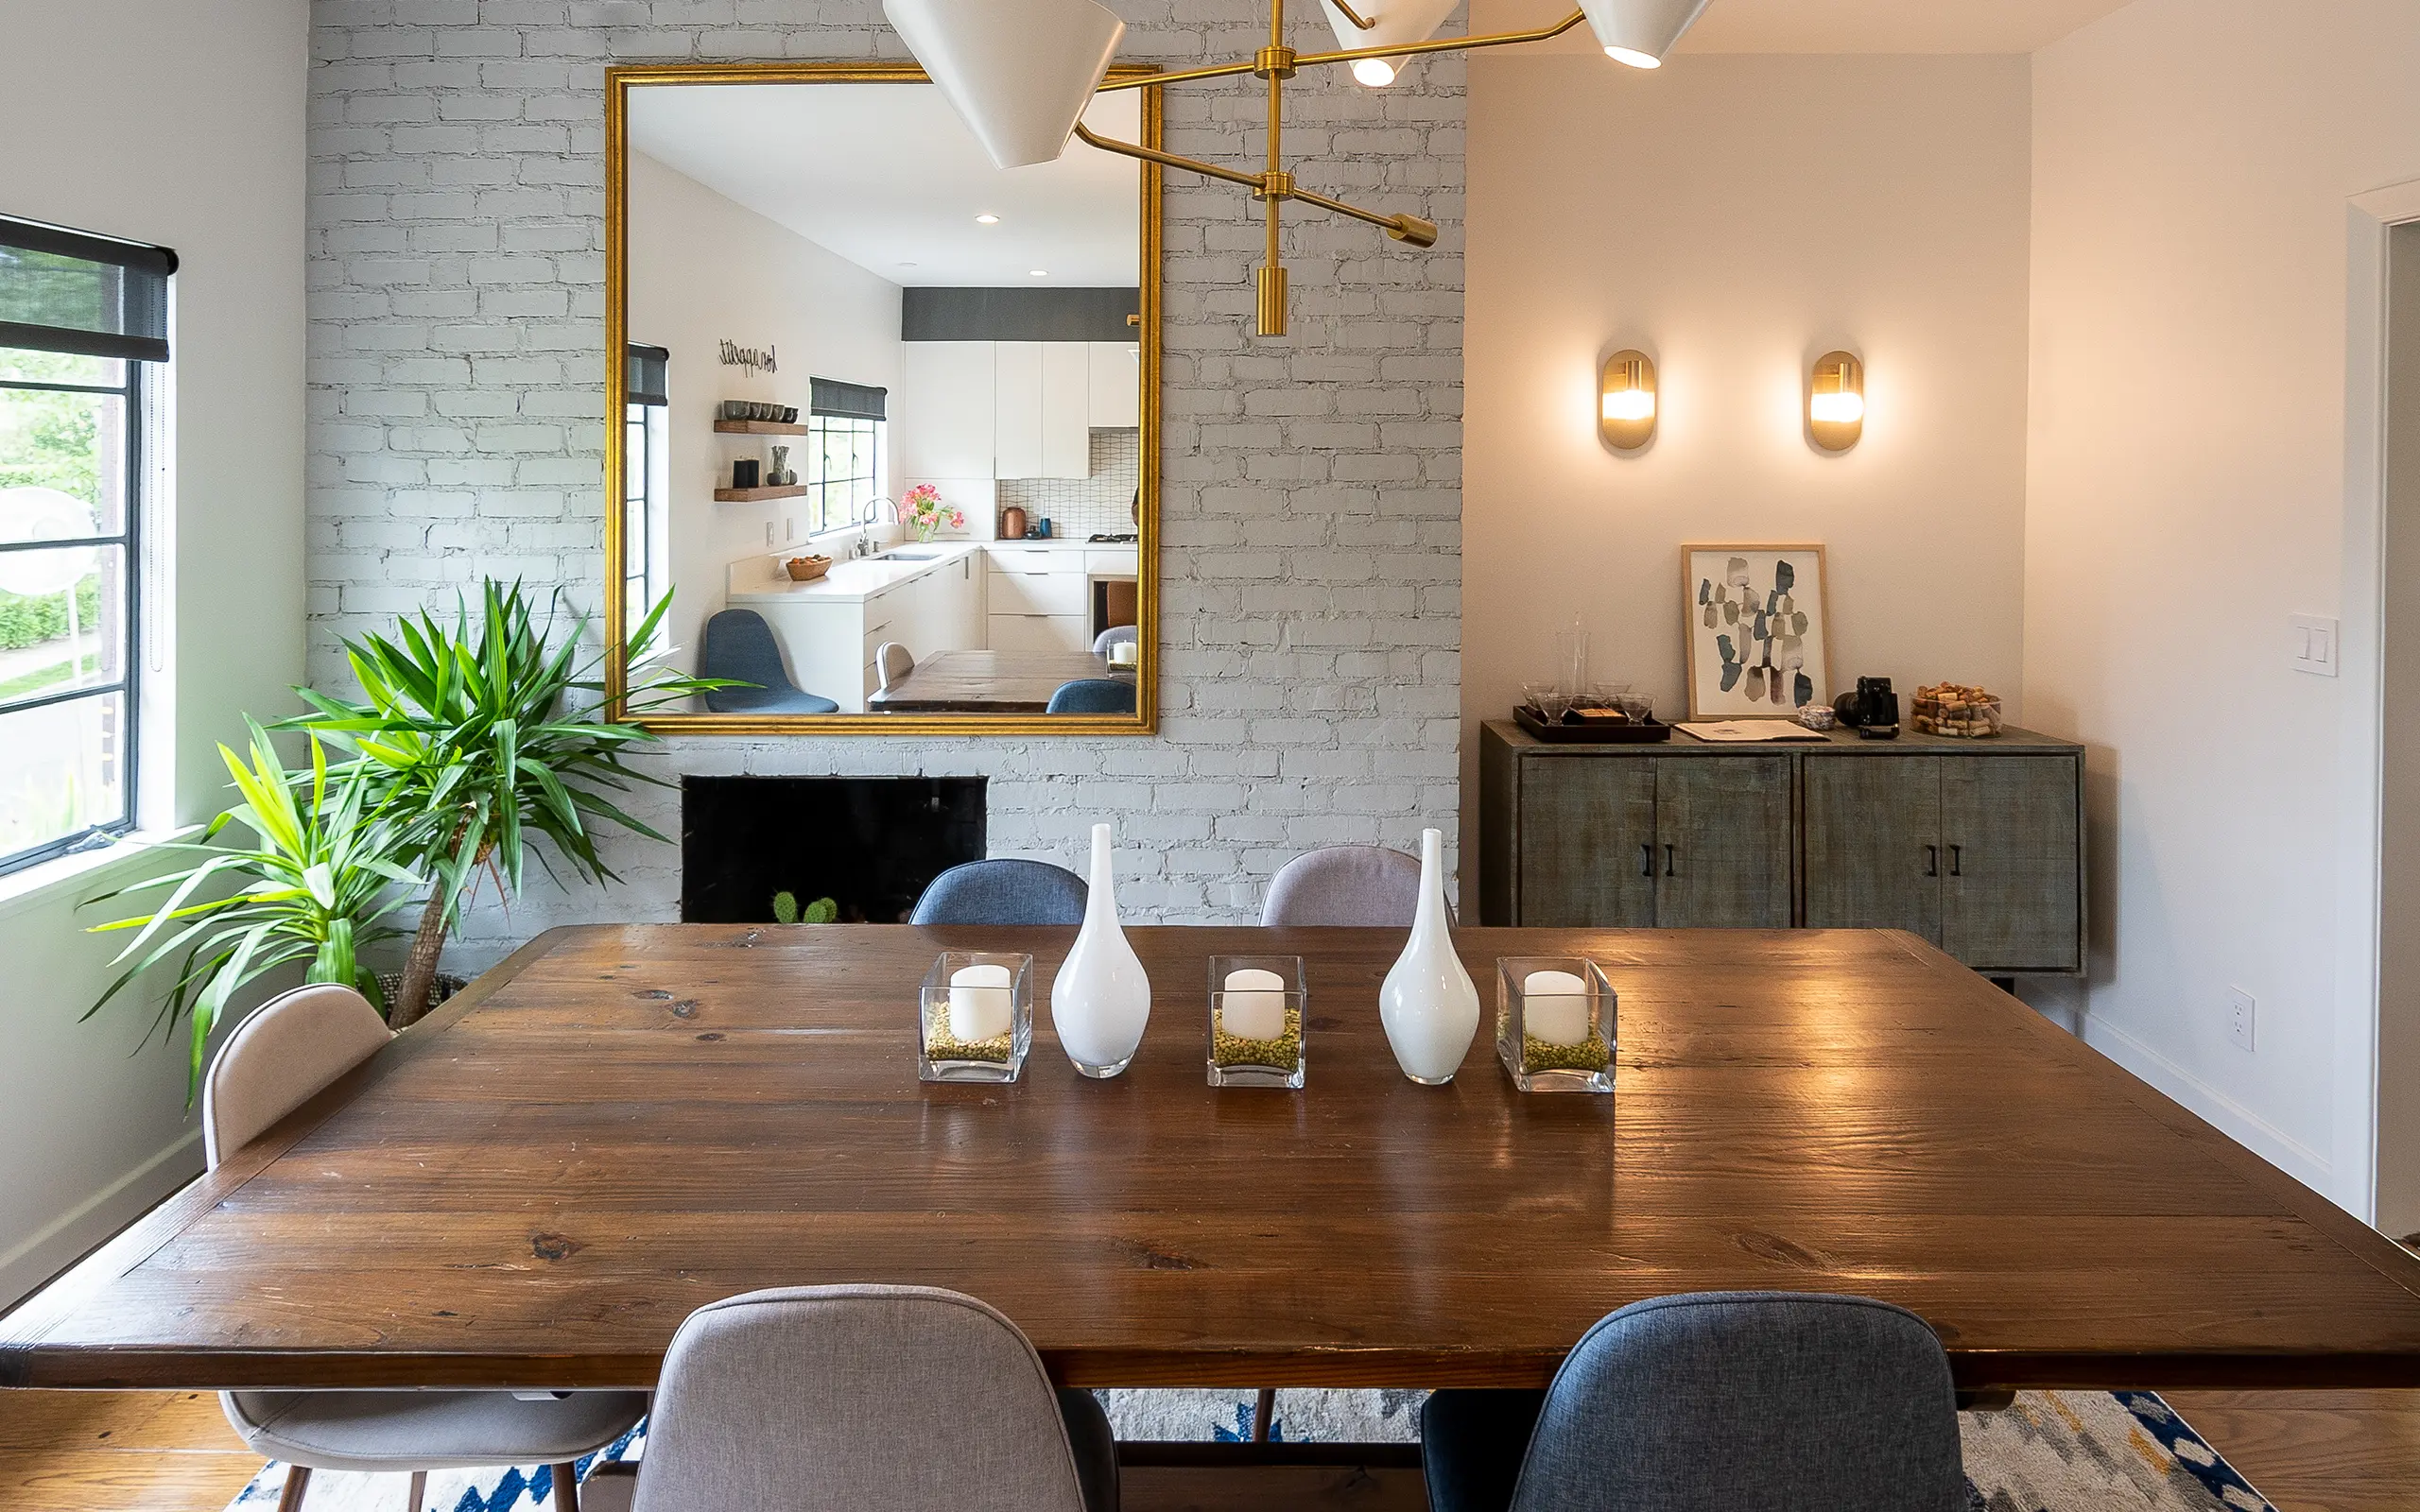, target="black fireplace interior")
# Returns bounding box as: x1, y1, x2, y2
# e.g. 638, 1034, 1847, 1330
682, 777, 986, 924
